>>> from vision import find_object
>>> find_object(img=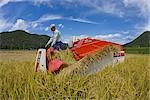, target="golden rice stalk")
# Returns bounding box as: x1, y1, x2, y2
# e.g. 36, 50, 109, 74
57, 44, 120, 77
